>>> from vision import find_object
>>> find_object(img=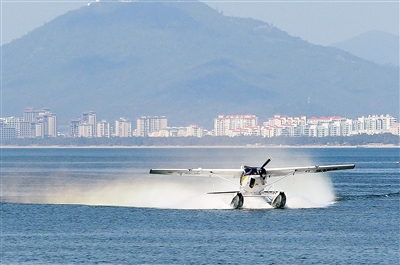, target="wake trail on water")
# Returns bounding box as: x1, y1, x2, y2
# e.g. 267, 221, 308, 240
2, 175, 232, 209
337, 191, 400, 202
2, 172, 335, 209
